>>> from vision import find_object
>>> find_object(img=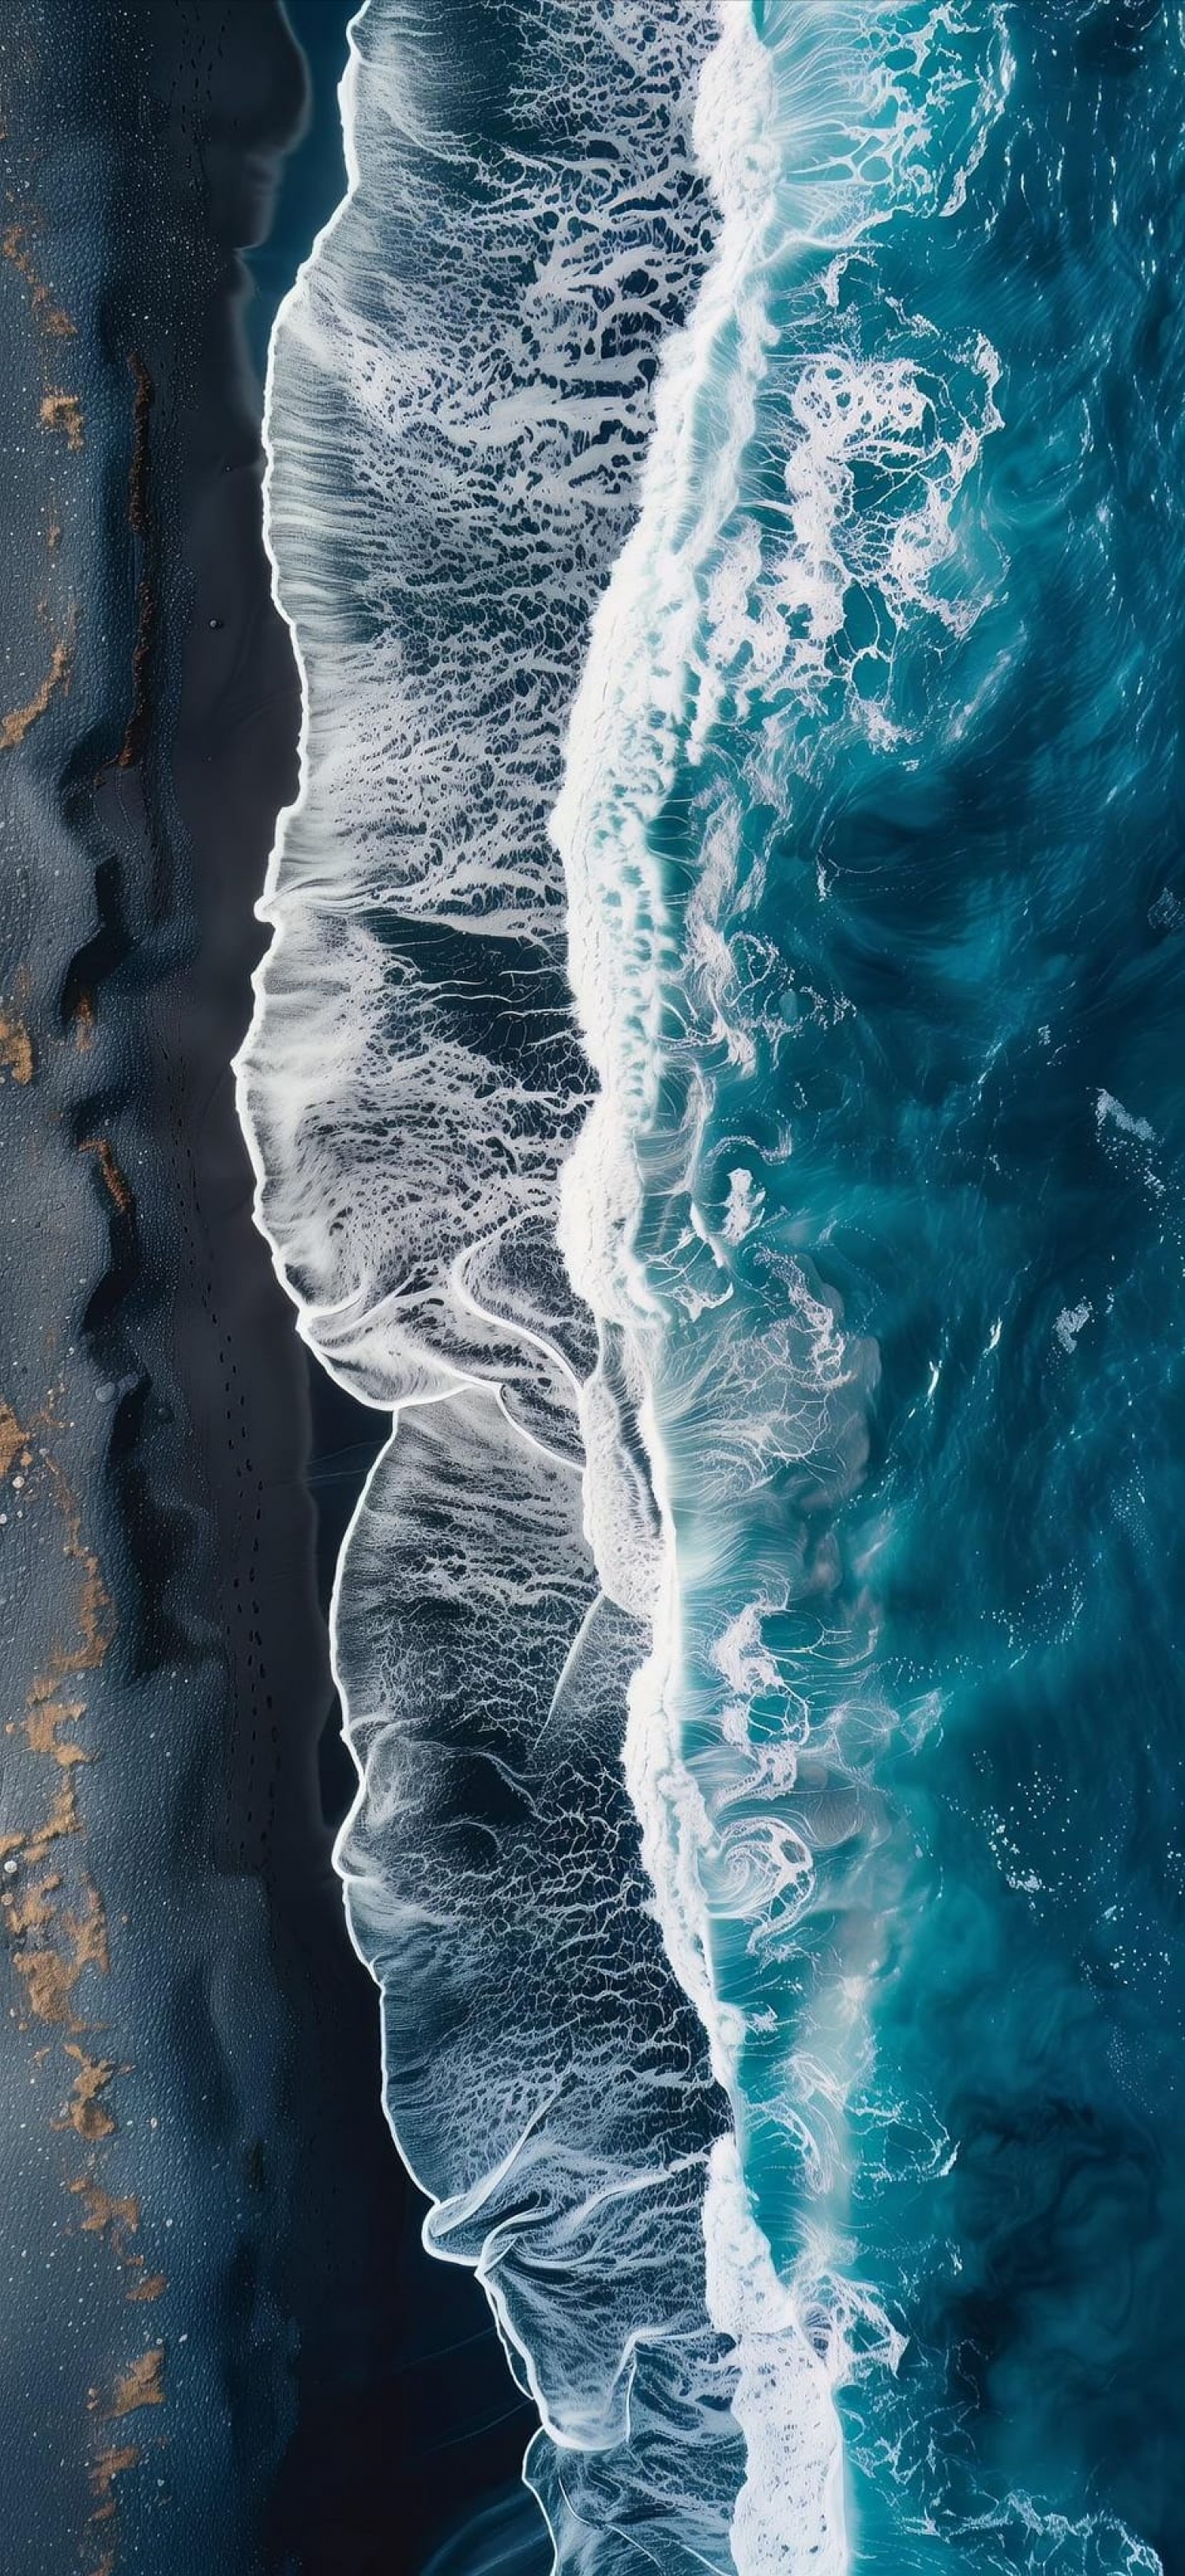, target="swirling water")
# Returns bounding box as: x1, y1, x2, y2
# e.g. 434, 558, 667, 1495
239, 2, 1185, 2570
